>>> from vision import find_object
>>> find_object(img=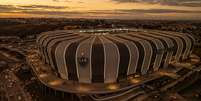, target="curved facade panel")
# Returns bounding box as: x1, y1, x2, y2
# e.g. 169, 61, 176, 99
37, 29, 195, 84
